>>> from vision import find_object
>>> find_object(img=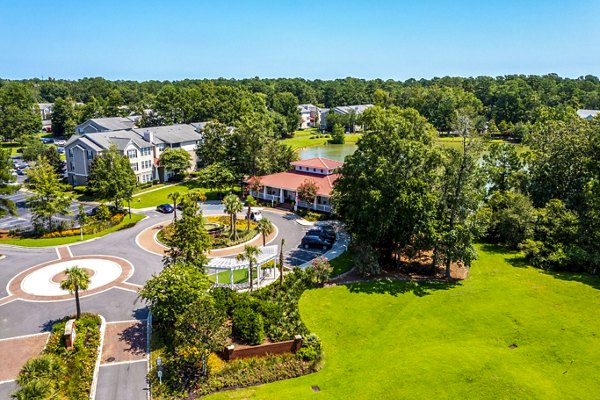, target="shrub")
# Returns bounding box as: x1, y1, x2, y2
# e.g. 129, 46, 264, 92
308, 257, 333, 285
211, 286, 237, 316
73, 186, 87, 195
206, 353, 226, 375
232, 307, 265, 345
353, 243, 381, 276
